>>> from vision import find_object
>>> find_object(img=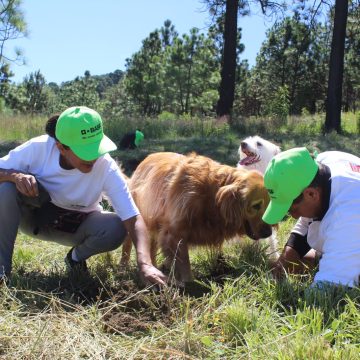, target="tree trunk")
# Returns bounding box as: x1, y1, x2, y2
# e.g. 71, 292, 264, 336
216, 0, 238, 118
325, 0, 348, 133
